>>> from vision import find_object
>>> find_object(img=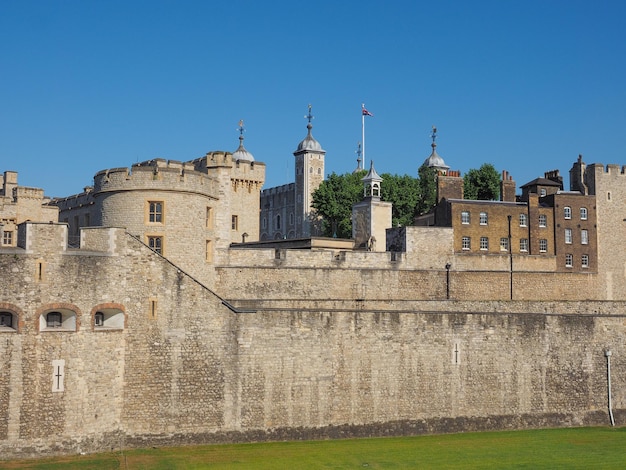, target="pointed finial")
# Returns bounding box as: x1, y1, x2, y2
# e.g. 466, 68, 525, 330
237, 120, 245, 145
354, 142, 363, 172
304, 104, 314, 129
431, 125, 438, 149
